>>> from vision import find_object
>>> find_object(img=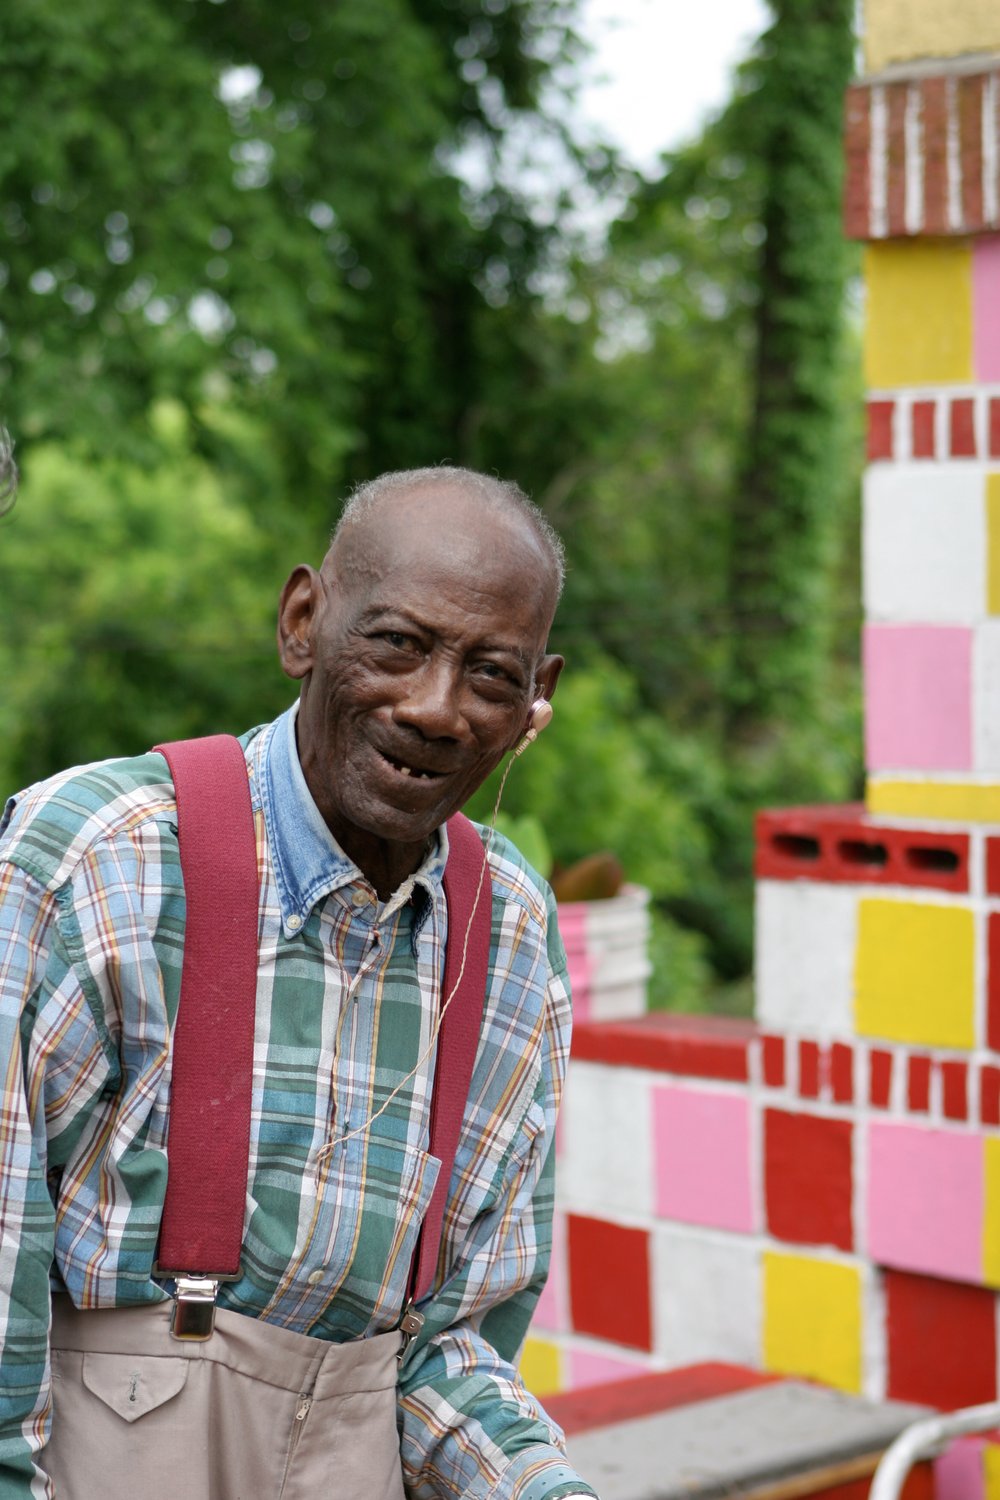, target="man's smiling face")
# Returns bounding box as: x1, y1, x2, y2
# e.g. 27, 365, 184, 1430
278, 483, 562, 896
